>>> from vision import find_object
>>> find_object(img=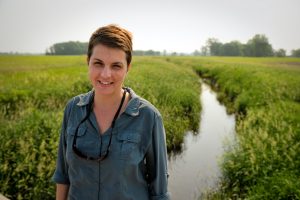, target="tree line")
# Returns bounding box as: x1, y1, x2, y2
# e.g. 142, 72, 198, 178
198, 34, 298, 57
45, 35, 300, 57
45, 41, 88, 55
45, 41, 161, 56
